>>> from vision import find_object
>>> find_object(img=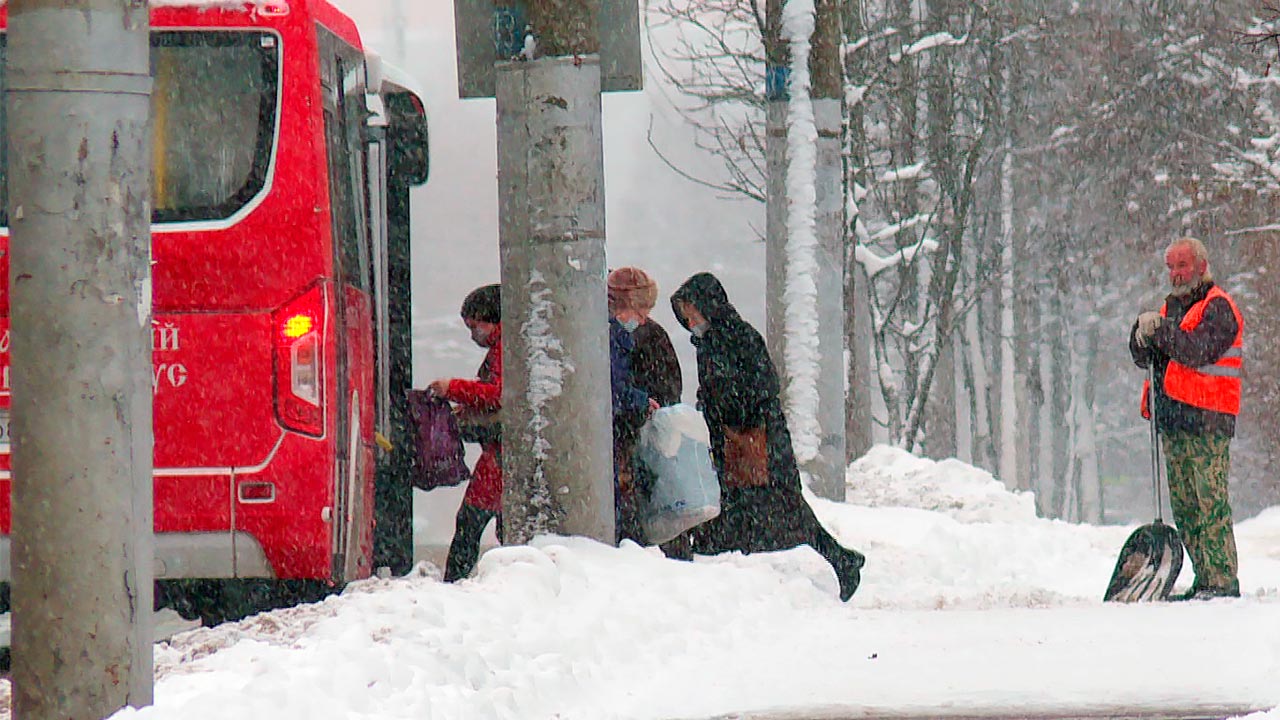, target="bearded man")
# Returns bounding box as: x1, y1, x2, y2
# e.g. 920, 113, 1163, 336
1130, 237, 1243, 600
